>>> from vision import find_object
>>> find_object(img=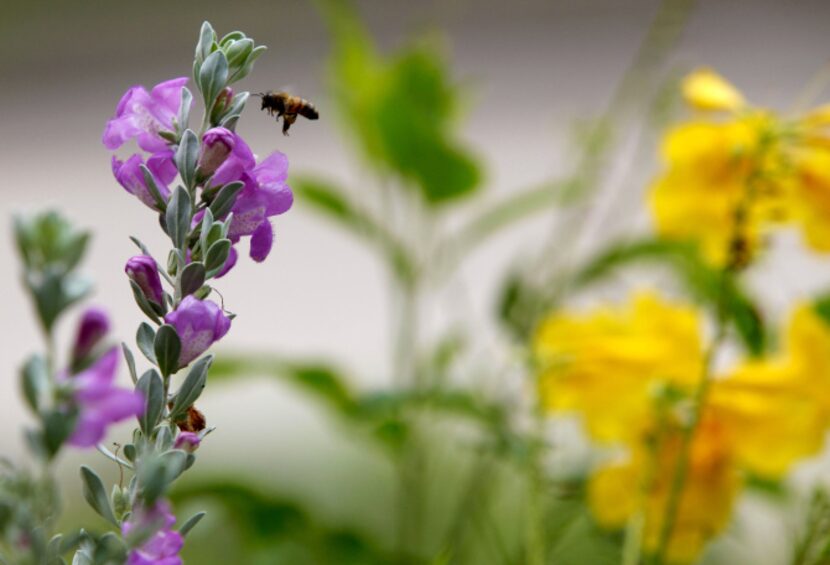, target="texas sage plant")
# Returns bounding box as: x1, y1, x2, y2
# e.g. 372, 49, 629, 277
3, 21, 290, 564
